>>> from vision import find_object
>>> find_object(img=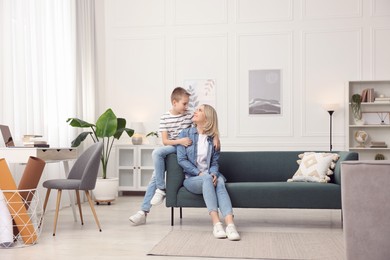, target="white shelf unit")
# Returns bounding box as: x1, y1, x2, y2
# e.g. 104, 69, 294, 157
116, 144, 159, 192
347, 80, 390, 160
